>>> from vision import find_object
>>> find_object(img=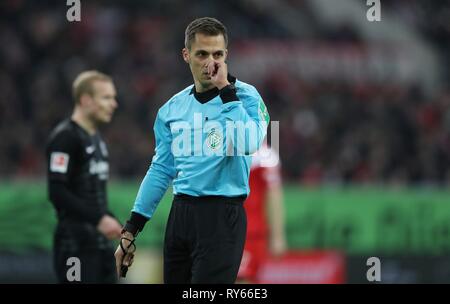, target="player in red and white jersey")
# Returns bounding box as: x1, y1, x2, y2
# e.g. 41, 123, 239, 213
237, 143, 287, 283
